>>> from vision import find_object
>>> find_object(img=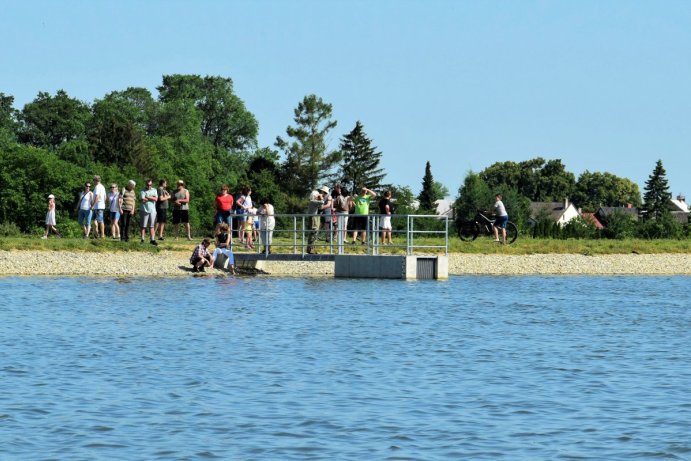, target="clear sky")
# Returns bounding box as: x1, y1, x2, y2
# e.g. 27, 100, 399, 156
2, 0, 690, 198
